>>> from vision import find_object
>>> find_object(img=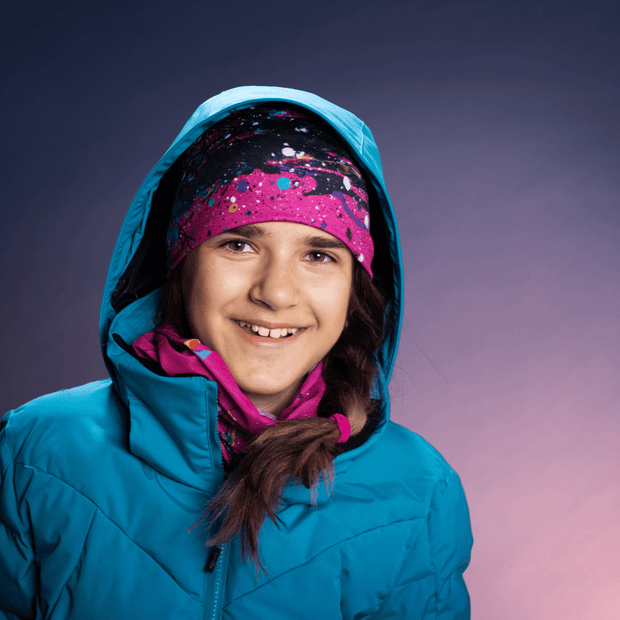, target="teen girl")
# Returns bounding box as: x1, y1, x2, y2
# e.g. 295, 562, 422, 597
0, 86, 473, 619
